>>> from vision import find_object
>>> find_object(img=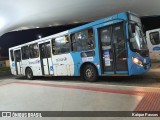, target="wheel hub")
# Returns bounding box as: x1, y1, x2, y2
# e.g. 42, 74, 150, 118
86, 68, 93, 78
